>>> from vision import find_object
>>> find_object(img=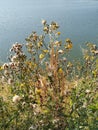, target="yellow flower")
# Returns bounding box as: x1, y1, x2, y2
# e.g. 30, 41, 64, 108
20, 83, 25, 87
0, 66, 3, 71
67, 43, 73, 49
54, 41, 62, 46
66, 38, 71, 43
58, 49, 63, 54
36, 89, 42, 95
43, 49, 49, 53
67, 62, 73, 67
42, 109, 49, 114
38, 42, 43, 48
57, 32, 61, 35
58, 68, 63, 73
39, 54, 44, 59
26, 43, 33, 48
92, 70, 97, 77
43, 26, 49, 32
